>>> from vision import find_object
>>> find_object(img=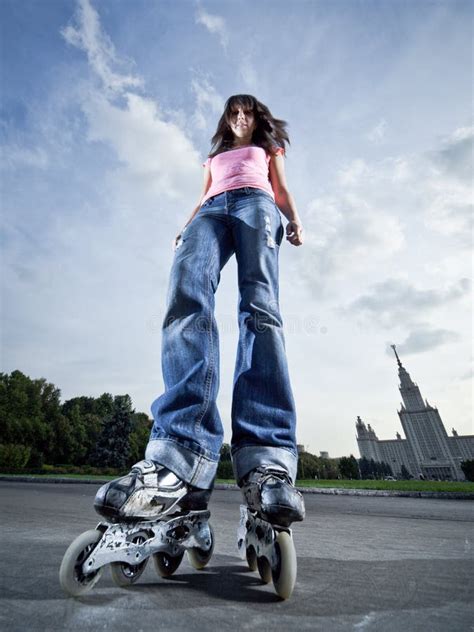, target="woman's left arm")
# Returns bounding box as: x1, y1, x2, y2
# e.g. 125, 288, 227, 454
269, 153, 304, 246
